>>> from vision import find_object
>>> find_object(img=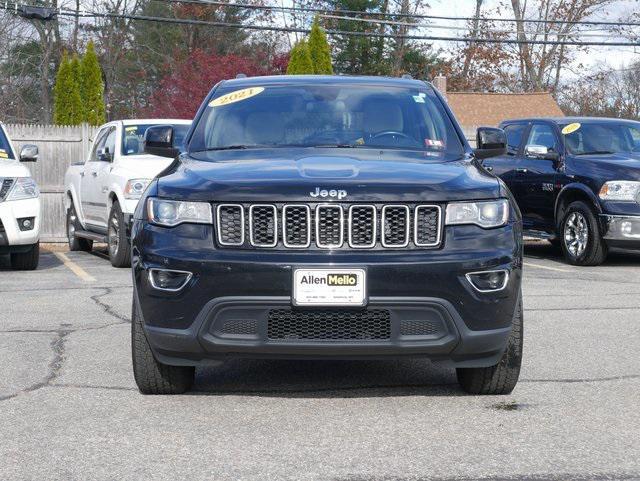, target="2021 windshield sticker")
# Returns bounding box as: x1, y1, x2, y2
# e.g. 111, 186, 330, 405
561, 123, 581, 135
209, 87, 265, 108
0, 149, 8, 158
